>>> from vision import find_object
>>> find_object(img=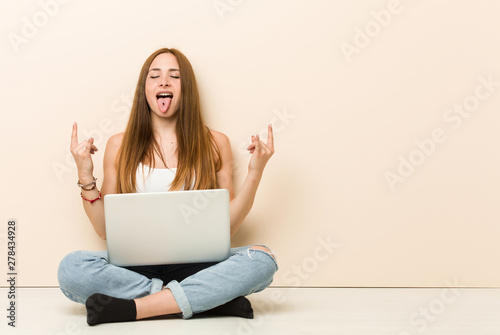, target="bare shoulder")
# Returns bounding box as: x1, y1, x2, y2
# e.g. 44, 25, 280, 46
101, 132, 125, 196
209, 129, 233, 169
209, 129, 234, 197
107, 132, 125, 148
210, 129, 231, 149
103, 132, 125, 168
